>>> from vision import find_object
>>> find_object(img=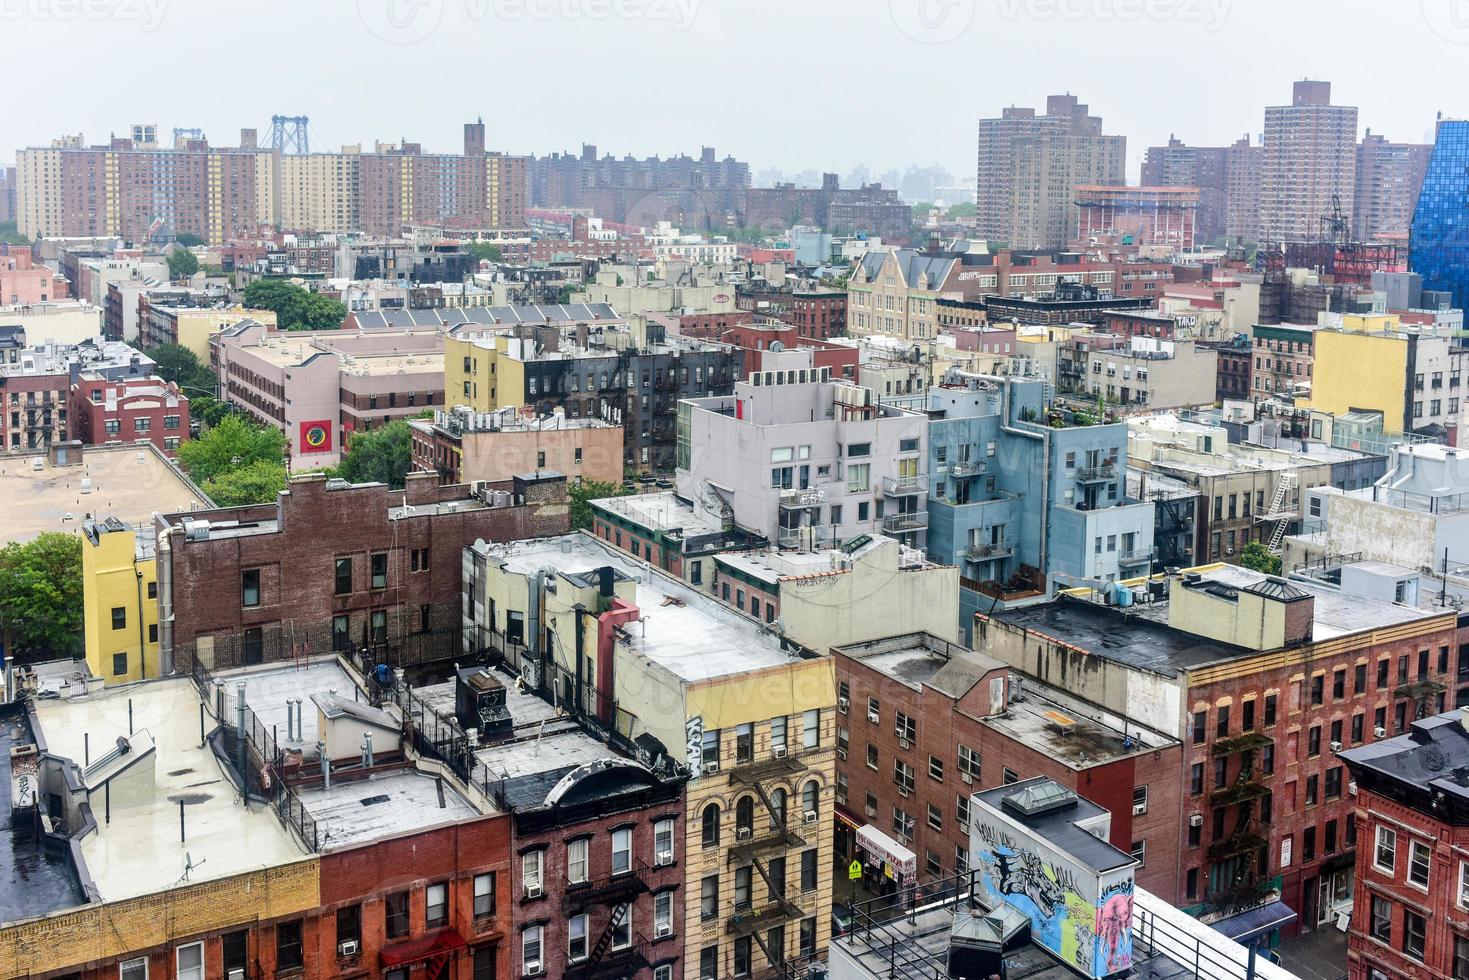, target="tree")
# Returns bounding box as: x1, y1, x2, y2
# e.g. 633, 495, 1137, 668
569, 479, 625, 531
202, 459, 287, 507
335, 421, 413, 489
0, 221, 30, 246
945, 202, 977, 219
174, 232, 205, 247
468, 241, 503, 263
189, 395, 232, 429
1239, 541, 1283, 576
0, 533, 84, 658
167, 247, 199, 280
241, 279, 347, 331
177, 415, 286, 484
